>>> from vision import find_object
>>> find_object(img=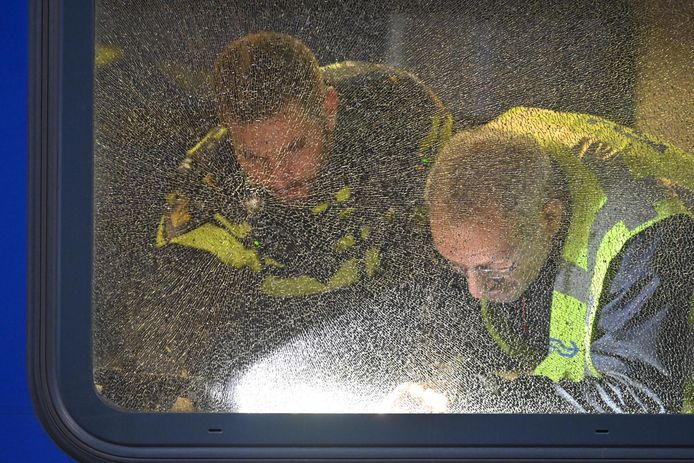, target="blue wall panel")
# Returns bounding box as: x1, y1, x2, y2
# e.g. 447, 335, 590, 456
0, 1, 73, 461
